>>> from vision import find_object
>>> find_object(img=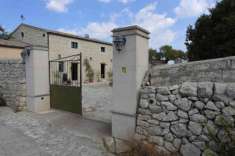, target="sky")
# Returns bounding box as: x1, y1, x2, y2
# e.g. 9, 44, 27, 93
0, 0, 217, 51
